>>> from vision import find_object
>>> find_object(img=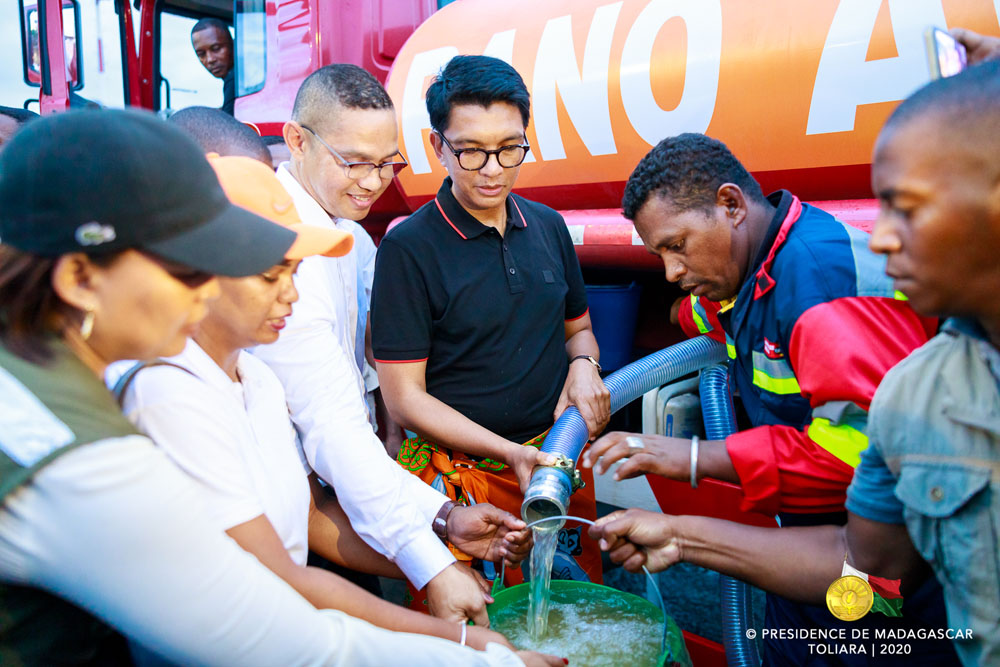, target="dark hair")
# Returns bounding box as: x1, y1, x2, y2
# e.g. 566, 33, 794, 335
884, 60, 1000, 134
425, 55, 530, 134
0, 246, 117, 362
191, 17, 231, 38
0, 106, 39, 124
622, 133, 765, 220
261, 135, 286, 146
291, 64, 393, 130
168, 106, 271, 165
